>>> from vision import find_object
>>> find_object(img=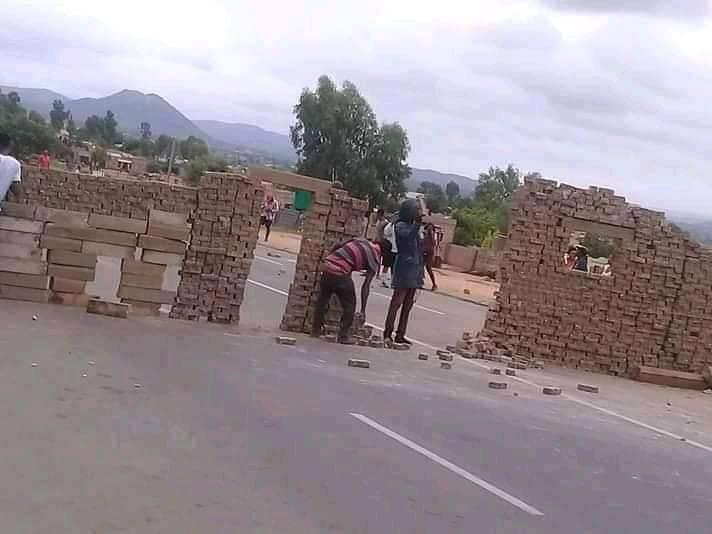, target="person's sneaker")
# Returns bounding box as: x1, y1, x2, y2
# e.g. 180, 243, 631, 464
338, 336, 356, 345
394, 336, 412, 345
